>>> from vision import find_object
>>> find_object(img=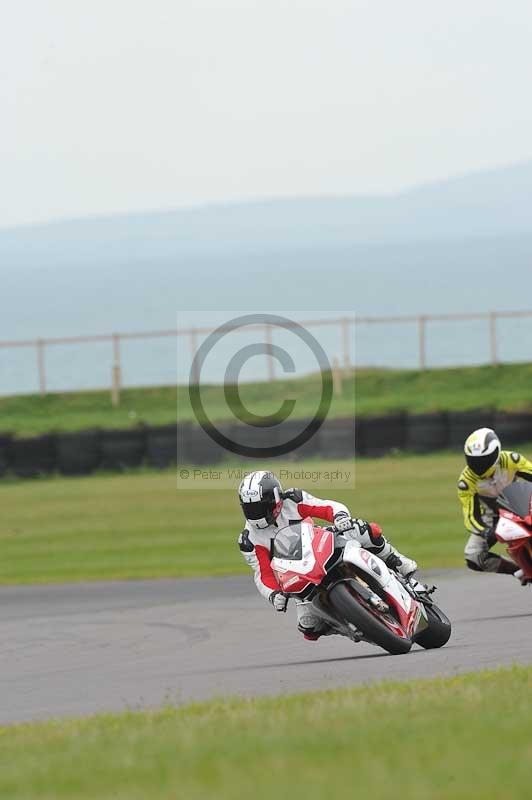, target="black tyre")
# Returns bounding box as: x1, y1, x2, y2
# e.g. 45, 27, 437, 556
414, 604, 451, 649
56, 430, 101, 476
328, 582, 412, 655
0, 434, 12, 478
100, 429, 146, 471
10, 435, 57, 478
146, 424, 177, 469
